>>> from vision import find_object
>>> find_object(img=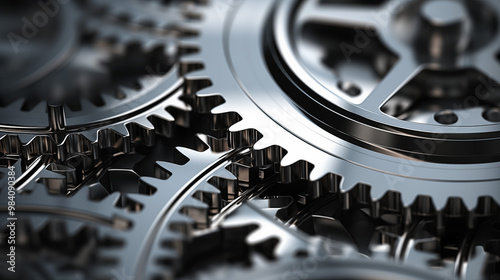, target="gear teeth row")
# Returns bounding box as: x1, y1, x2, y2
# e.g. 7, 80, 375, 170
170, 142, 498, 279
1, 131, 237, 279
1, 0, 205, 164
87, 0, 204, 30
0, 86, 191, 164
